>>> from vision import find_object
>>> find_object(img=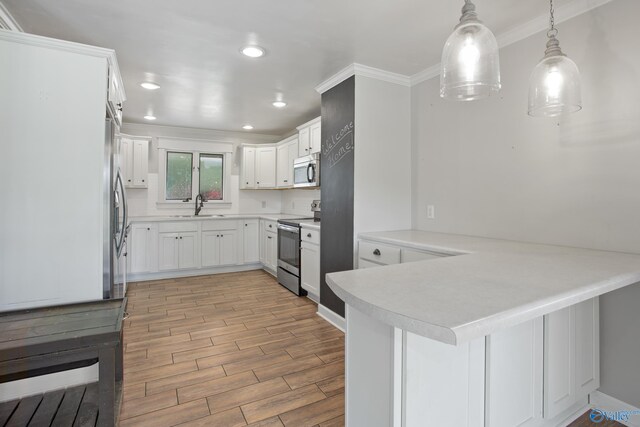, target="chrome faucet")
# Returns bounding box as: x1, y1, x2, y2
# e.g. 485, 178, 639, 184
195, 193, 205, 216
